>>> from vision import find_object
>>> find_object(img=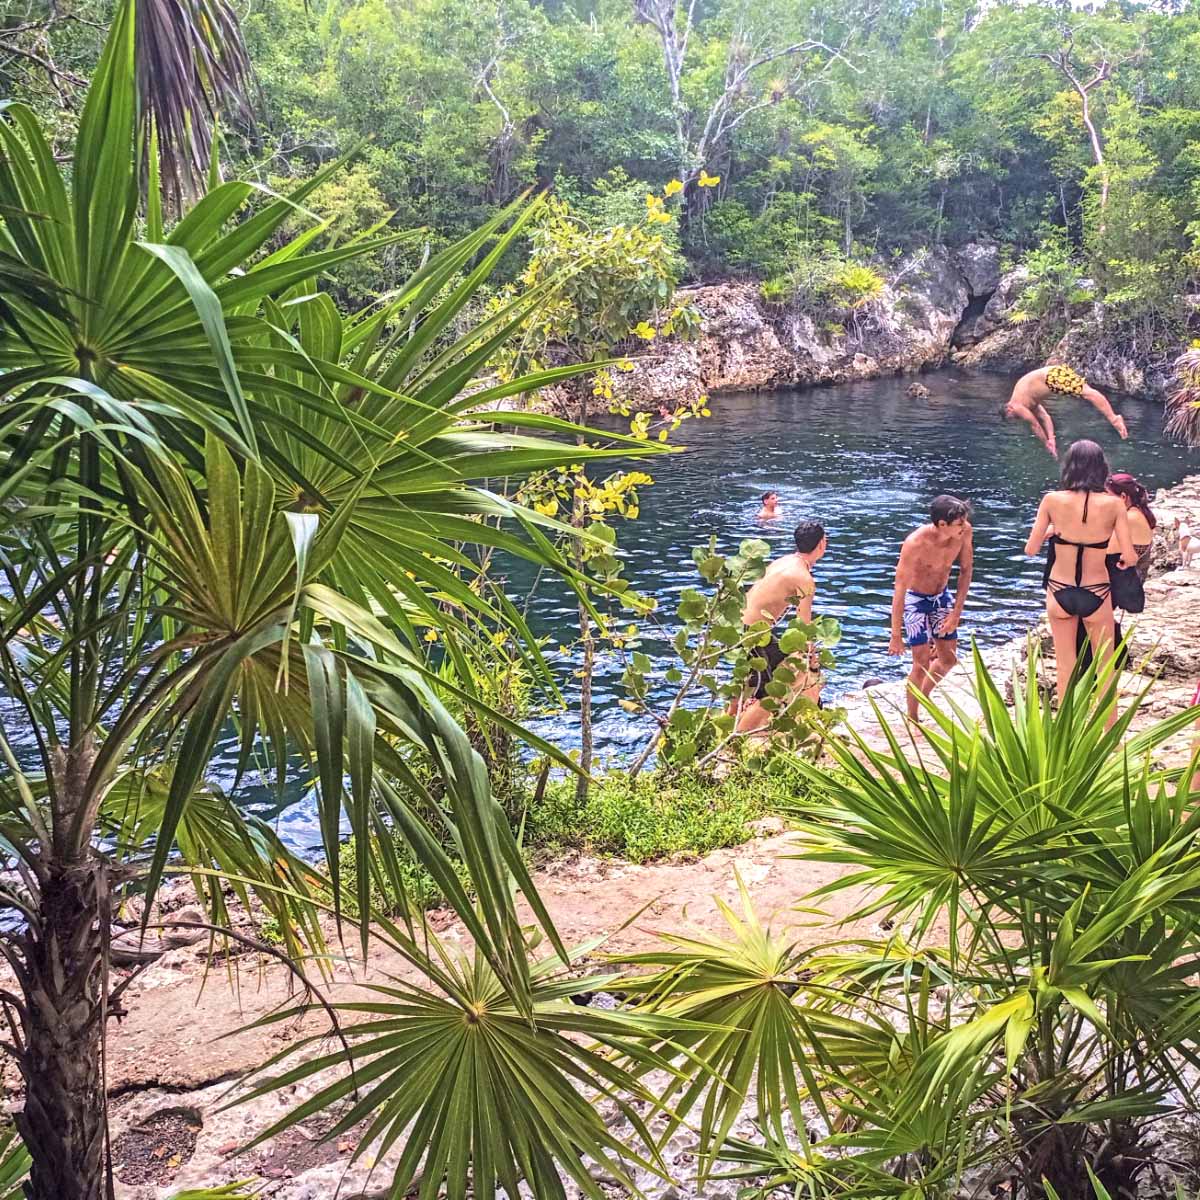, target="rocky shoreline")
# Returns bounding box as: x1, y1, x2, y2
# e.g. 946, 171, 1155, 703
549, 247, 1184, 416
